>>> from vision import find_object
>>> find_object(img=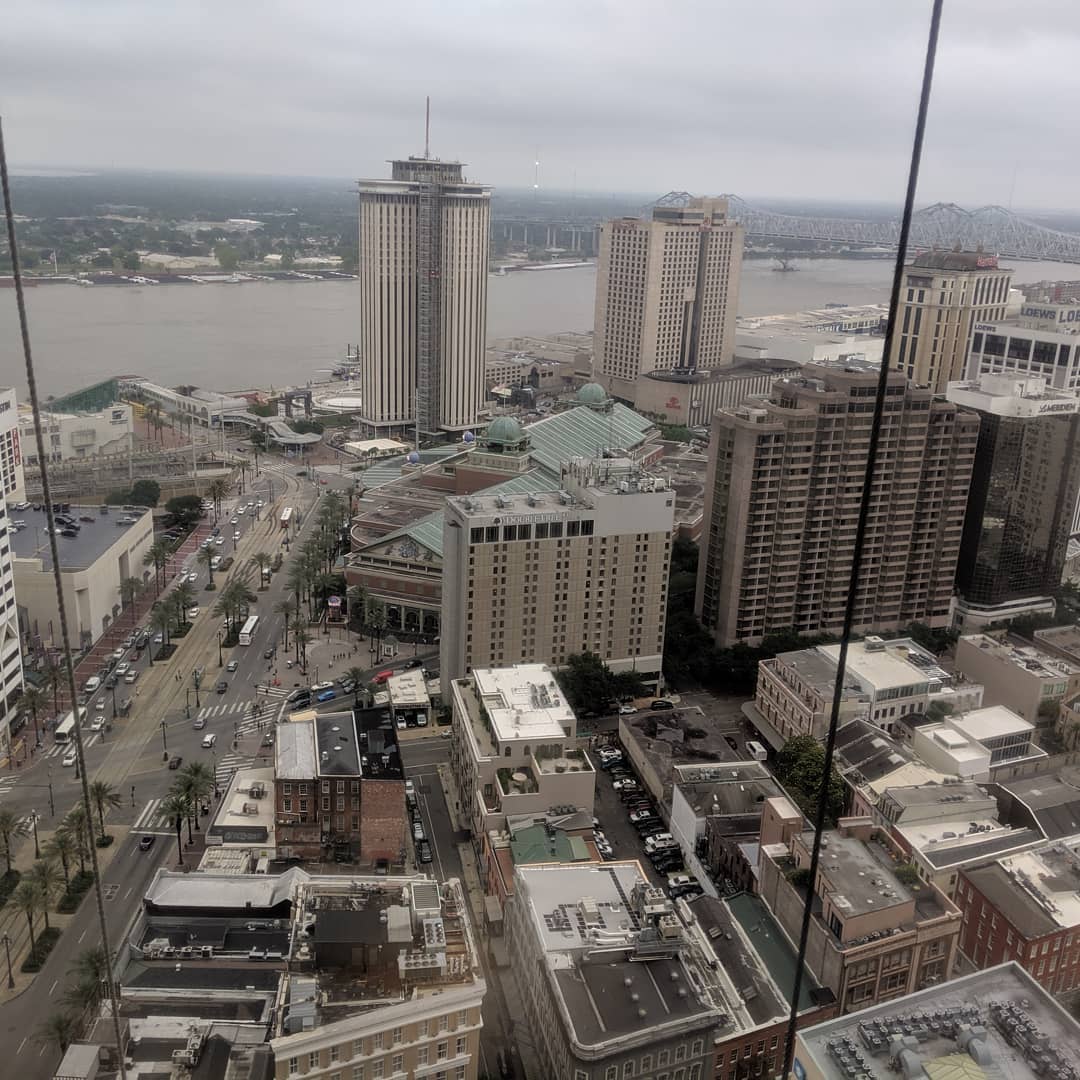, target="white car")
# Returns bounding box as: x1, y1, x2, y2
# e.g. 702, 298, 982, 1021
211, 556, 222, 569
311, 681, 335, 692
232, 531, 240, 541
644, 833, 676, 853
62, 749, 78, 768
201, 733, 217, 748
186, 605, 200, 618
236, 506, 245, 515
124, 670, 139, 684
111, 647, 126, 661
256, 499, 264, 508
230, 516, 239, 526
215, 536, 224, 546
84, 676, 101, 693
618, 704, 637, 715
115, 661, 130, 676
91, 716, 105, 732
